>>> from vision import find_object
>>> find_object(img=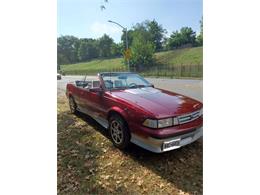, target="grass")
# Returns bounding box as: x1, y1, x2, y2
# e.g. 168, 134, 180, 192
60, 47, 203, 78
61, 58, 126, 75
155, 47, 202, 66
58, 94, 203, 194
